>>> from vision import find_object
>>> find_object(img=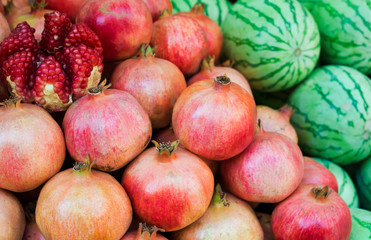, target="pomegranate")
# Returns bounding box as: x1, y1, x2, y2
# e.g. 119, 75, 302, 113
121, 223, 168, 240
4, 0, 30, 26
271, 184, 352, 240
220, 121, 304, 203
42, 0, 86, 21
172, 184, 264, 239
0, 12, 10, 42
76, 0, 152, 61
121, 140, 214, 231
177, 3, 223, 60
256, 212, 275, 240
256, 104, 298, 143
111, 45, 187, 128
301, 156, 338, 192
9, 0, 52, 40
152, 125, 219, 175
36, 156, 133, 239
63, 81, 152, 171
0, 98, 65, 192
22, 202, 45, 240
150, 11, 207, 75
172, 75, 256, 160
187, 56, 253, 95
142, 0, 172, 22
0, 189, 25, 240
